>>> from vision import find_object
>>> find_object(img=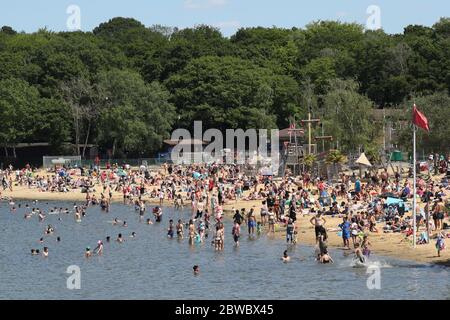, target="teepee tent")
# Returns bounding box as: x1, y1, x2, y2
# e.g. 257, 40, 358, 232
355, 153, 372, 167
355, 153, 372, 178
